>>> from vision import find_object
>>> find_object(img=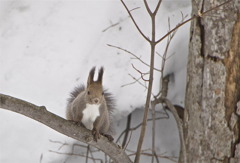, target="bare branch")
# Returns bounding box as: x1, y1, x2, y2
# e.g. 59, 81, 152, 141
102, 22, 121, 33
121, 74, 147, 89
122, 113, 132, 149
153, 0, 162, 15
49, 139, 69, 151
40, 153, 43, 163
0, 93, 132, 163
127, 149, 178, 162
124, 130, 133, 151
107, 44, 161, 72
143, 0, 152, 15
117, 0, 233, 162
150, 102, 159, 163
116, 114, 168, 144
86, 145, 90, 163
120, 0, 150, 42
49, 150, 103, 163
163, 98, 186, 163
102, 16, 129, 32
155, 0, 233, 44
130, 7, 141, 12
131, 64, 149, 82
134, 0, 157, 161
